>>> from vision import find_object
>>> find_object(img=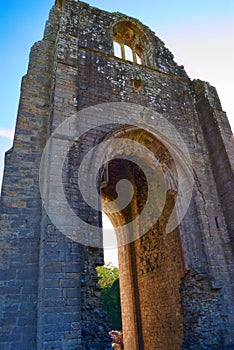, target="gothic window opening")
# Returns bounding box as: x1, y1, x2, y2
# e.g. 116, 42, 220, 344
113, 41, 122, 59
124, 44, 133, 62
136, 53, 142, 65
113, 21, 147, 65
113, 40, 143, 65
